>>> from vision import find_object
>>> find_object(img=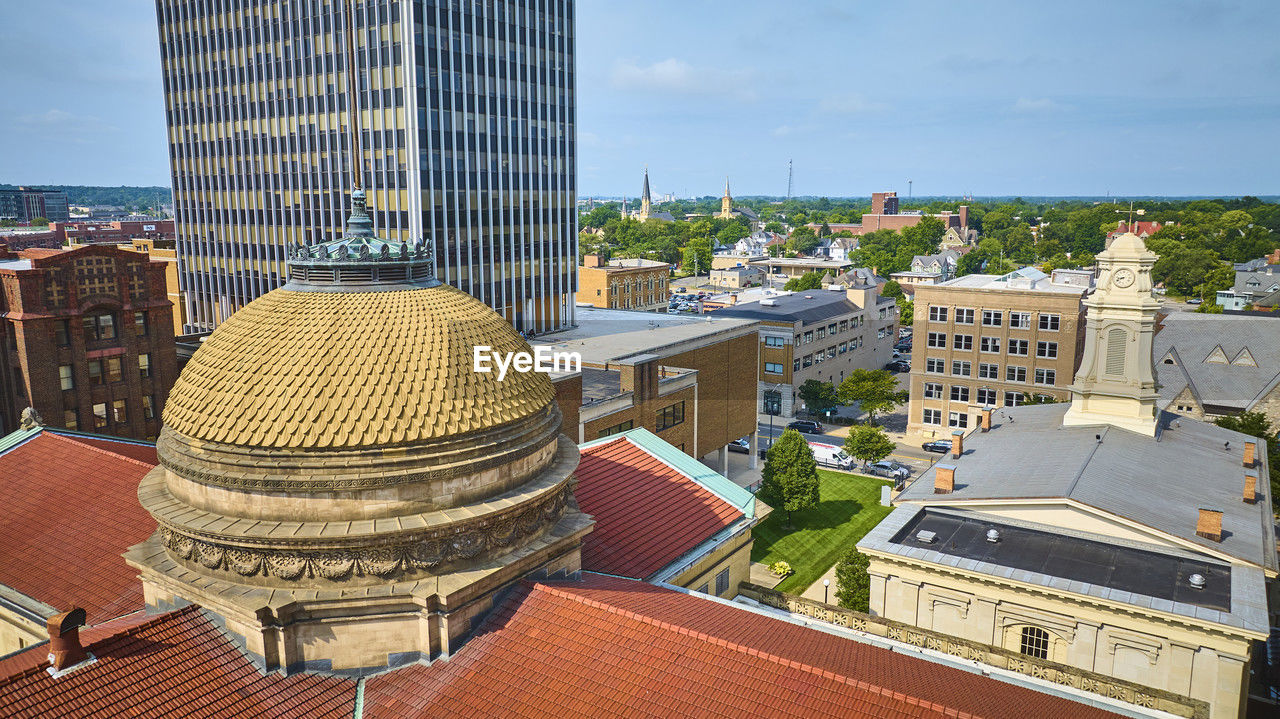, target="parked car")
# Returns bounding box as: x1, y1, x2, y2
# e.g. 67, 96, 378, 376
727, 437, 751, 454
787, 420, 823, 434
899, 327, 912, 338
888, 360, 911, 373
921, 439, 953, 454
809, 441, 856, 471
894, 339, 912, 350
1187, 297, 1203, 305
865, 460, 910, 480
